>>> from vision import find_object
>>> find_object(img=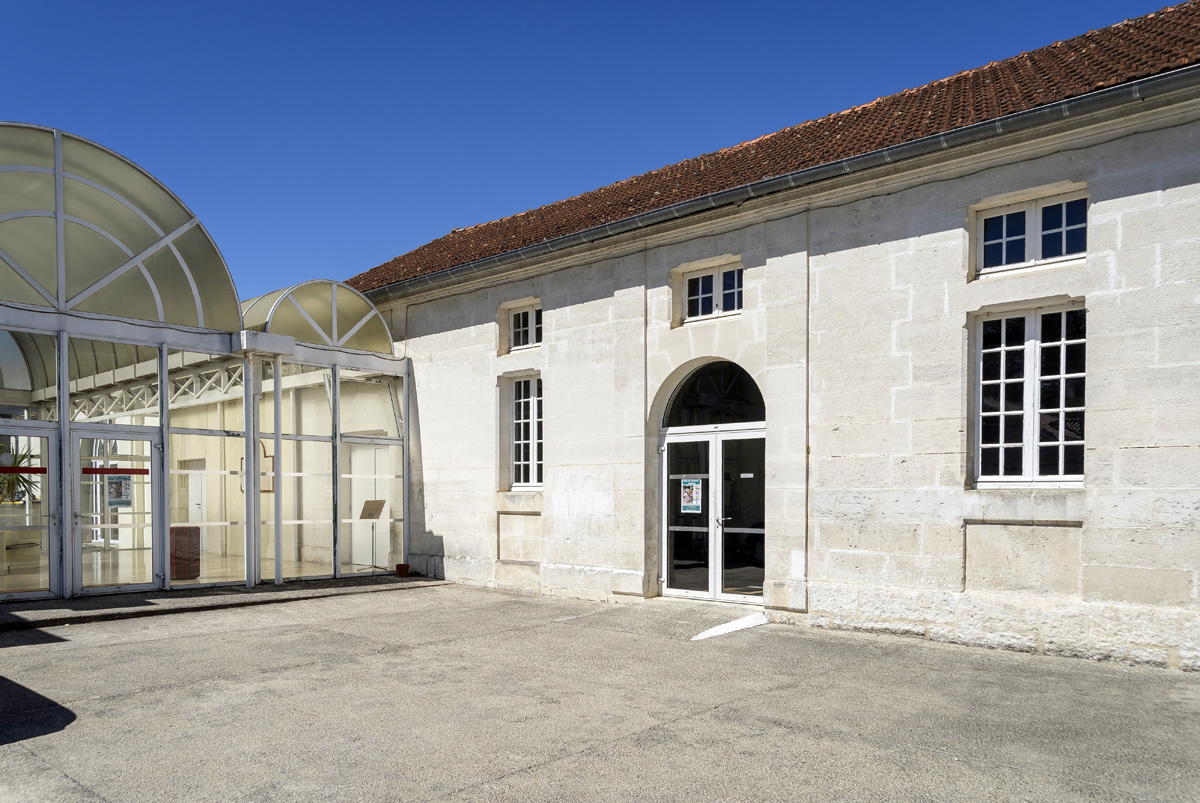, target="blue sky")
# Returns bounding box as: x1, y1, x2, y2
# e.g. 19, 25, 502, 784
2, 1, 1170, 299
